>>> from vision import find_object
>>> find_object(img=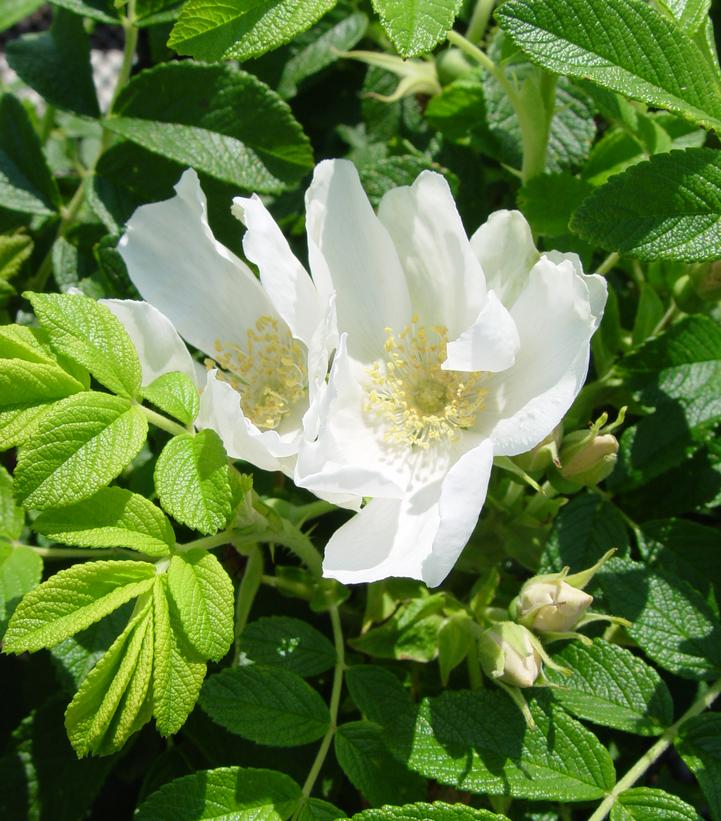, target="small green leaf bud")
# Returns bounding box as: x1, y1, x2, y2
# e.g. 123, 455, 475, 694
513, 425, 562, 474
559, 431, 618, 486
478, 621, 542, 688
